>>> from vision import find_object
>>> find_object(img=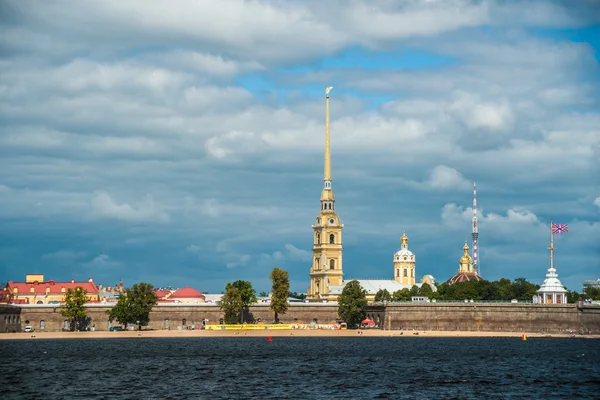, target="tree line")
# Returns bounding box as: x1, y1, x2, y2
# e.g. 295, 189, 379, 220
374, 278, 543, 303
55, 274, 600, 332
